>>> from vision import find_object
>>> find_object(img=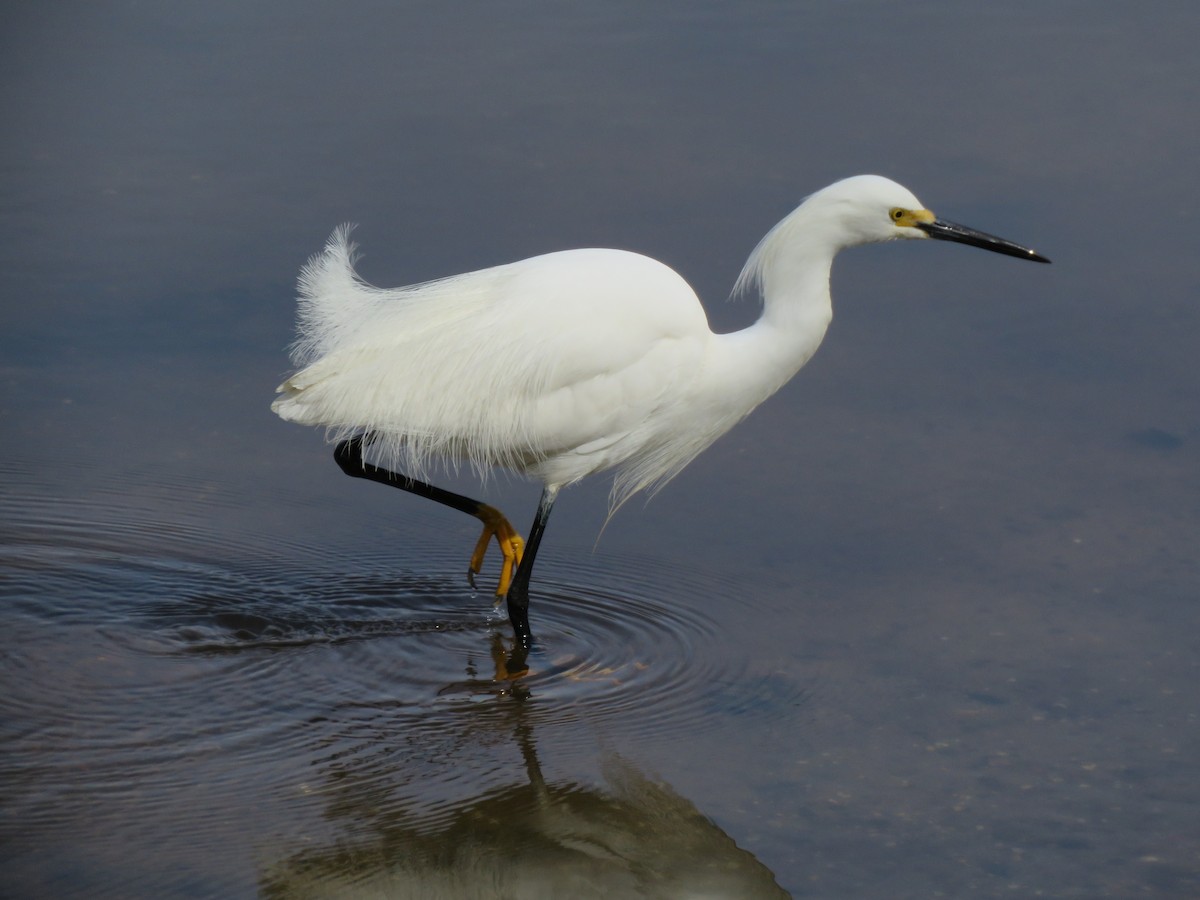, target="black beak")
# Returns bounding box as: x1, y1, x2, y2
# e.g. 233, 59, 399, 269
916, 219, 1050, 263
